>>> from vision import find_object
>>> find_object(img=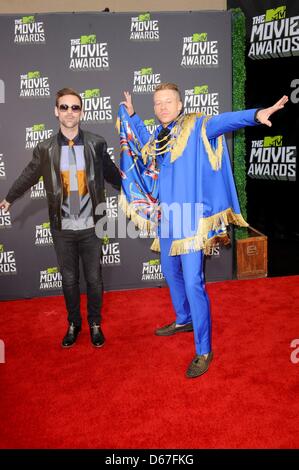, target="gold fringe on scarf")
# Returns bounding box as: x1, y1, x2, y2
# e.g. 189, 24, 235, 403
201, 116, 224, 171
169, 207, 248, 256
115, 117, 120, 134
118, 191, 154, 234
150, 238, 160, 252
